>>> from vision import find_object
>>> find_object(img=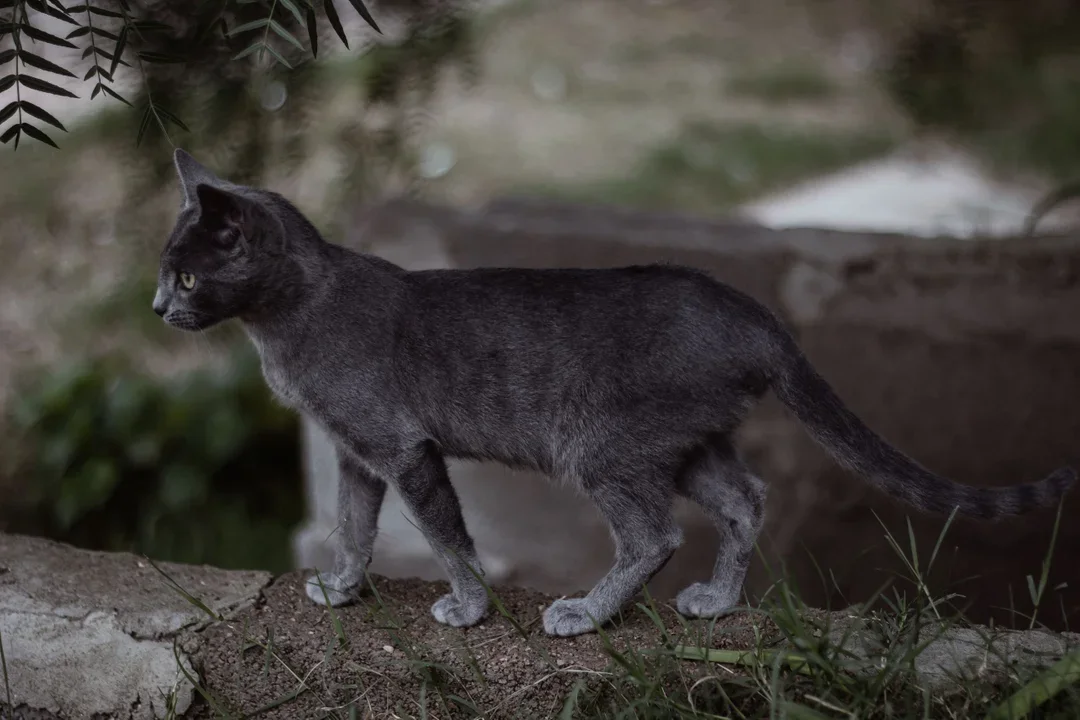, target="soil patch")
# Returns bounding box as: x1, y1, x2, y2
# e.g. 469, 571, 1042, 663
188, 571, 782, 718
